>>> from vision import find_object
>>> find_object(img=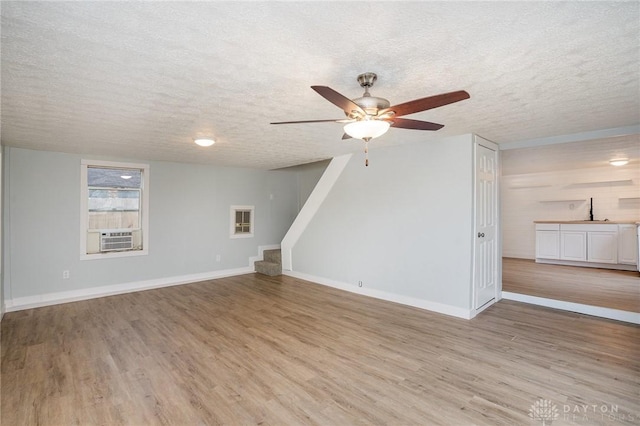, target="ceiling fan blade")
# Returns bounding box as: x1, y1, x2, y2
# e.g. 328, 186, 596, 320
342, 133, 352, 140
390, 118, 444, 131
311, 86, 365, 116
271, 118, 351, 125
381, 90, 470, 117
